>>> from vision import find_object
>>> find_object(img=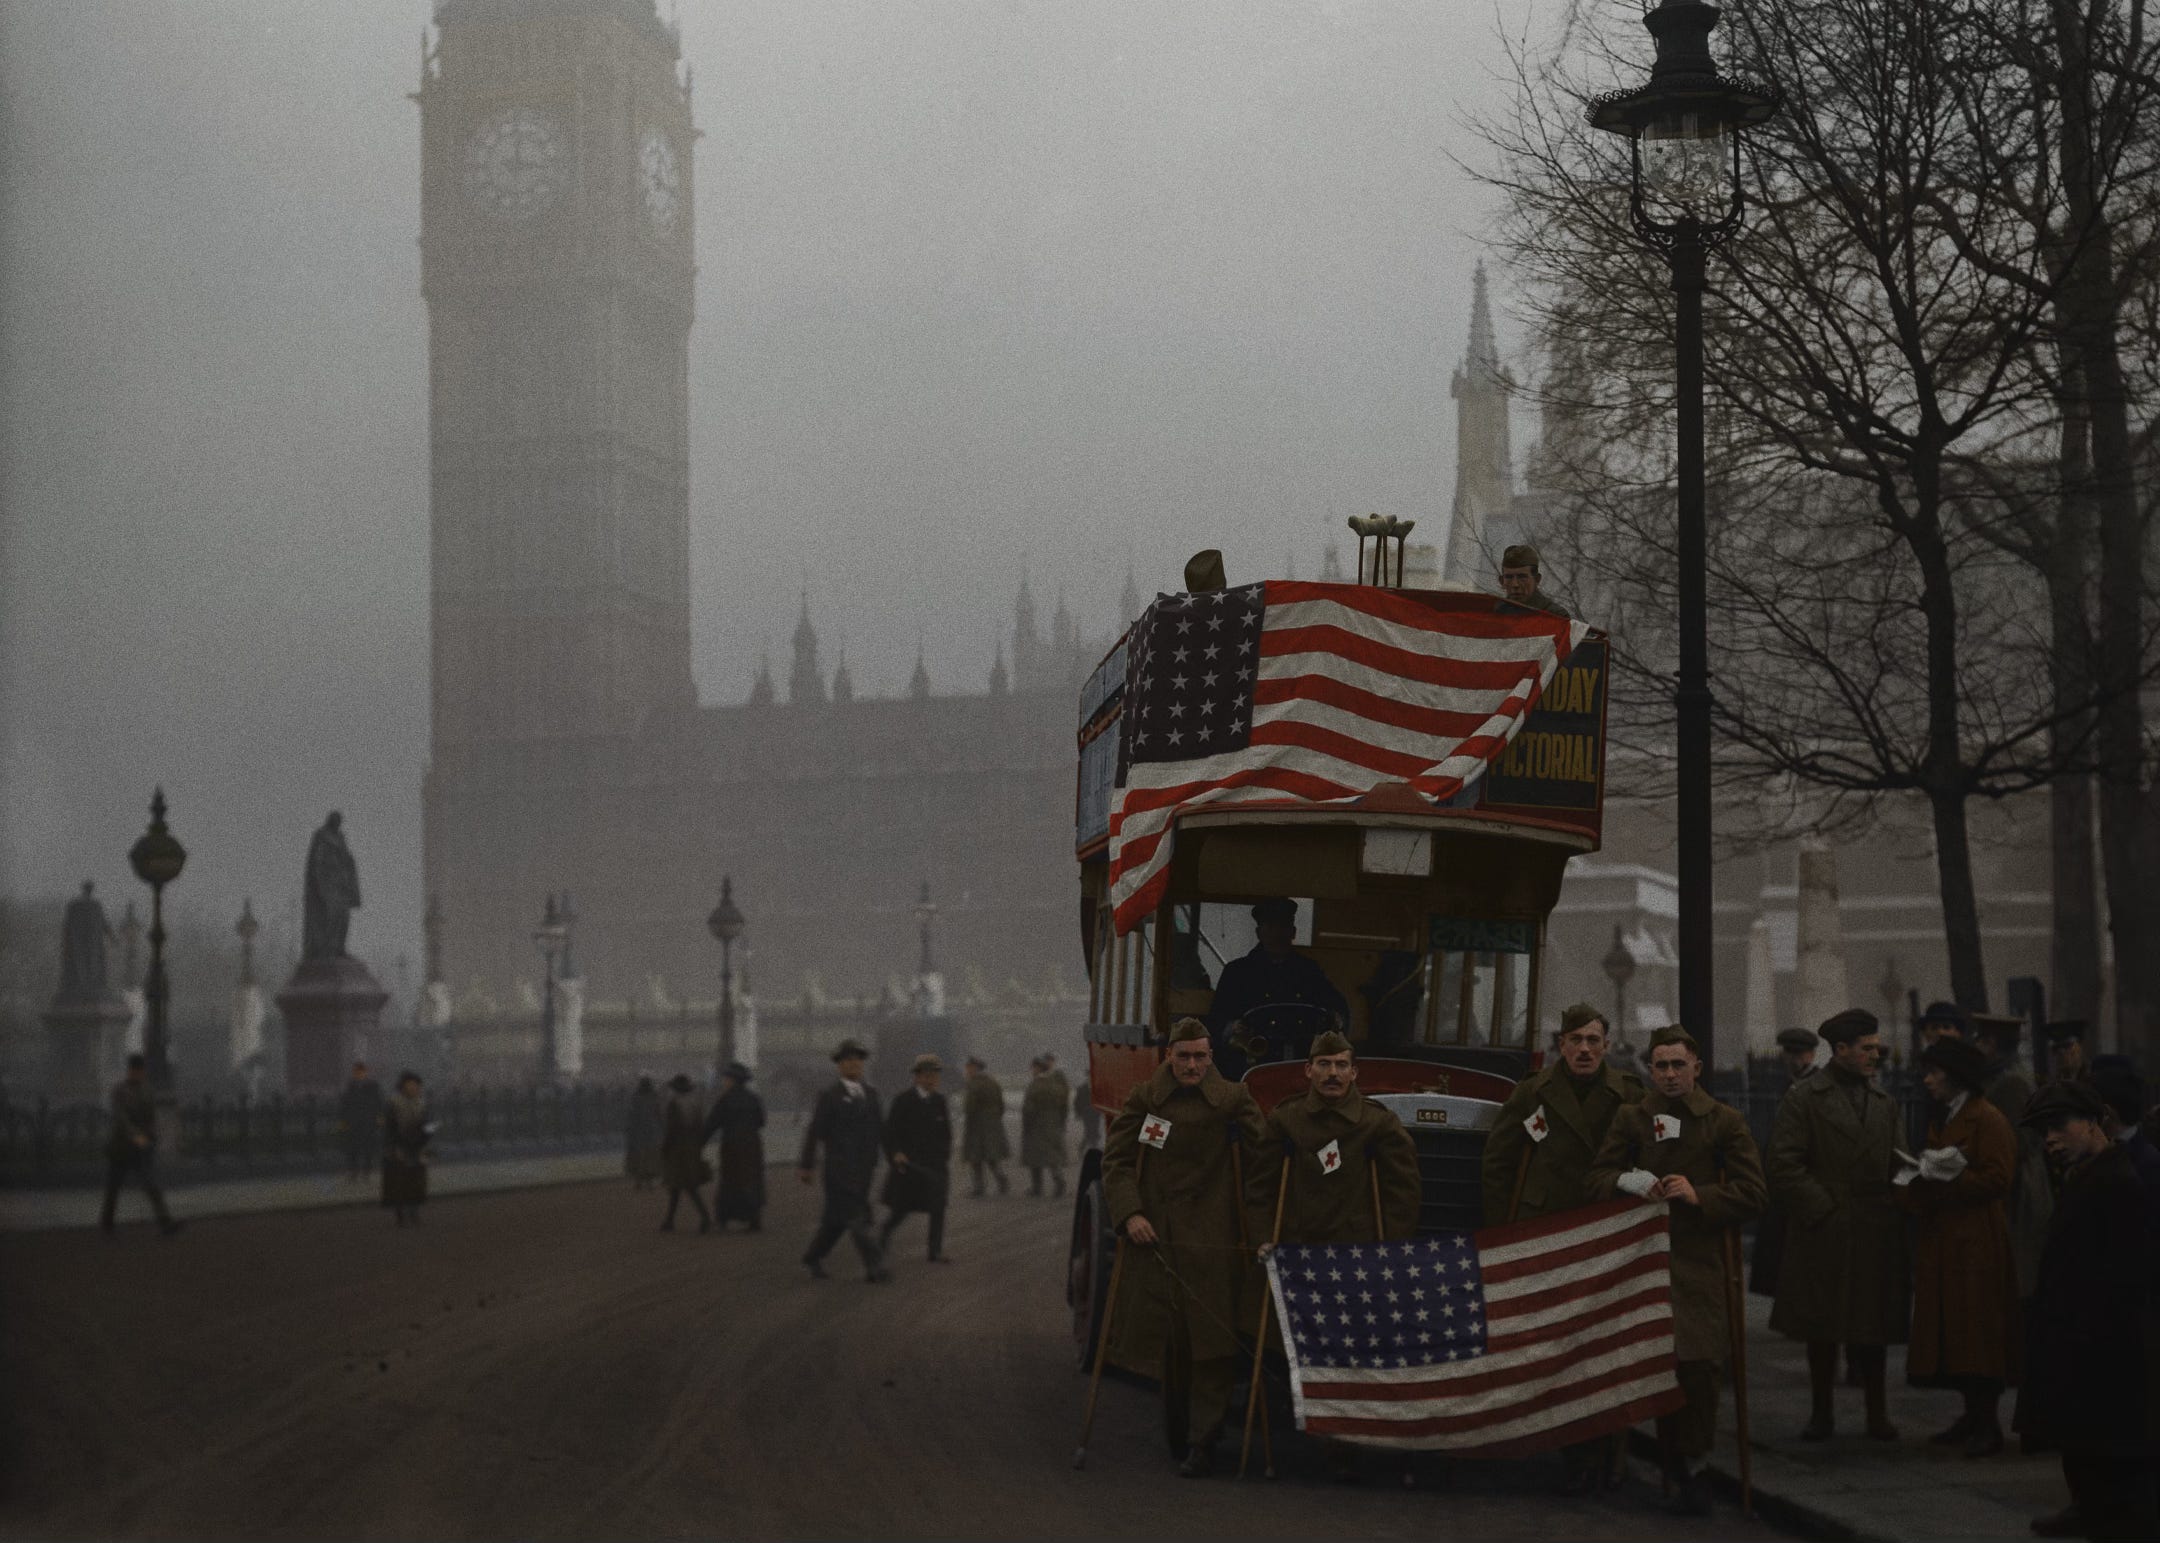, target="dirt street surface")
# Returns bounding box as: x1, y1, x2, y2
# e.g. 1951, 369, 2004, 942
3, 1179, 1787, 1540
